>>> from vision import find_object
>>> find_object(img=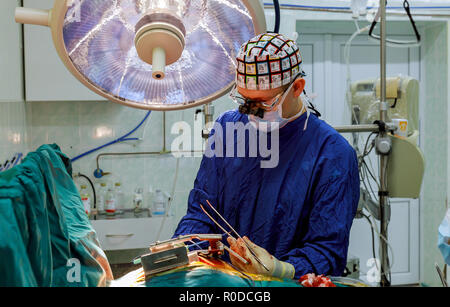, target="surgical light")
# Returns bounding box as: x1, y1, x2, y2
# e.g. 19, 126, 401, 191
15, 0, 266, 111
